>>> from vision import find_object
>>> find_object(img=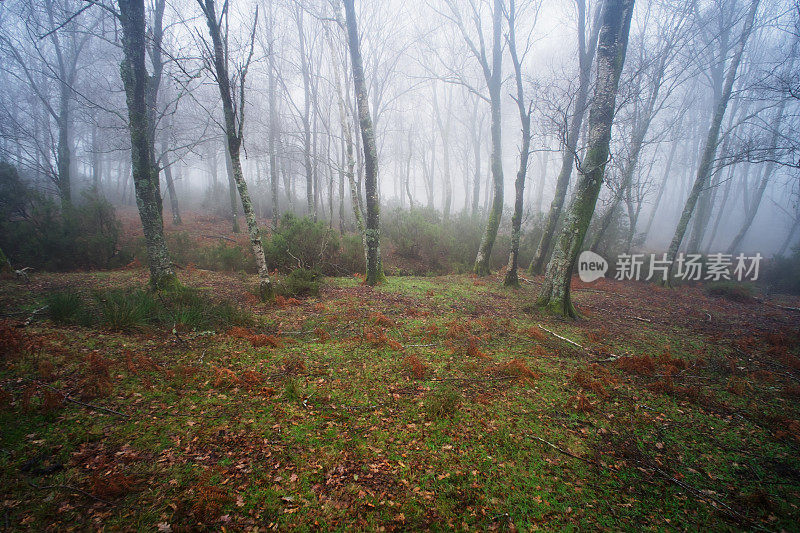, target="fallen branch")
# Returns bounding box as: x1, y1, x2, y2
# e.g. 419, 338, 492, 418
22, 306, 48, 327
530, 435, 594, 464
537, 324, 621, 362
28, 379, 130, 418
536, 325, 584, 350
26, 480, 113, 506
